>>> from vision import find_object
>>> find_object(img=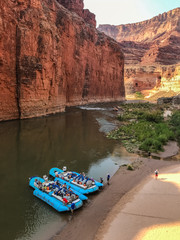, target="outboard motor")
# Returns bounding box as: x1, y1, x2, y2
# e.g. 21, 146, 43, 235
63, 166, 67, 172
